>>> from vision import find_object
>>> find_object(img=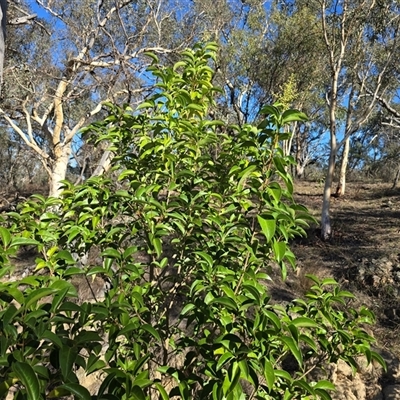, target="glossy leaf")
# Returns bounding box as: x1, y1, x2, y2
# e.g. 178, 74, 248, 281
54, 384, 91, 400
13, 362, 41, 400
257, 216, 276, 242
